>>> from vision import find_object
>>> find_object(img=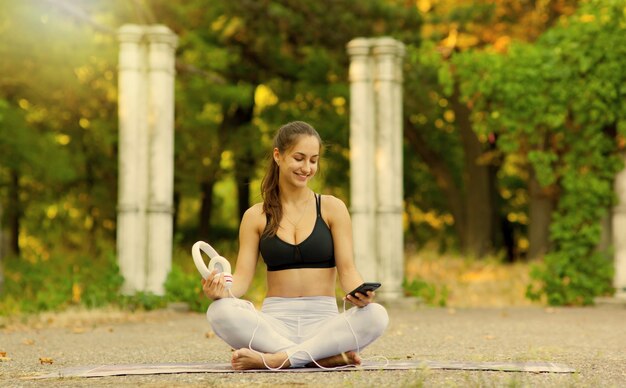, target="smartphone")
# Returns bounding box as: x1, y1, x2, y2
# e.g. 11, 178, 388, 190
348, 282, 381, 298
